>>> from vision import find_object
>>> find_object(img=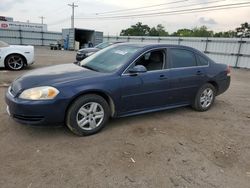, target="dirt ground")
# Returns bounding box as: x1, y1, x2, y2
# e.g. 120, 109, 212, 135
0, 47, 250, 188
